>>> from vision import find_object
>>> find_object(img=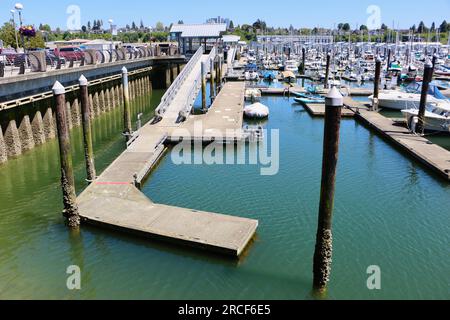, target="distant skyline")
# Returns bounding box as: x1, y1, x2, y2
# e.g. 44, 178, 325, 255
0, 0, 449, 30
